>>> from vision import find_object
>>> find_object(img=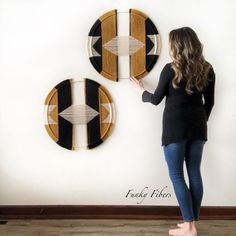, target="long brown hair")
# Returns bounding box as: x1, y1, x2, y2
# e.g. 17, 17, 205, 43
169, 27, 212, 94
